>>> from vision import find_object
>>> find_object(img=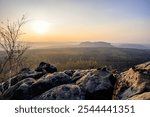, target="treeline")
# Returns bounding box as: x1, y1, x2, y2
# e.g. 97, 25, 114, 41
1, 47, 150, 82
25, 47, 150, 71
